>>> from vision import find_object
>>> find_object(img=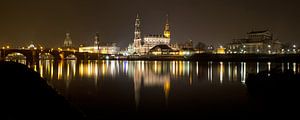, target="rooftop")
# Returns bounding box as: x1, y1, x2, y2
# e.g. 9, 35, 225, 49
247, 30, 270, 34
